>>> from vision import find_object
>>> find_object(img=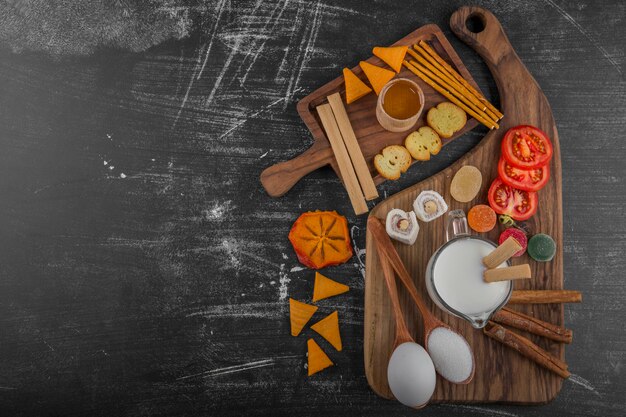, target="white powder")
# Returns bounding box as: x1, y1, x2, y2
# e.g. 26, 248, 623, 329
427, 327, 474, 383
